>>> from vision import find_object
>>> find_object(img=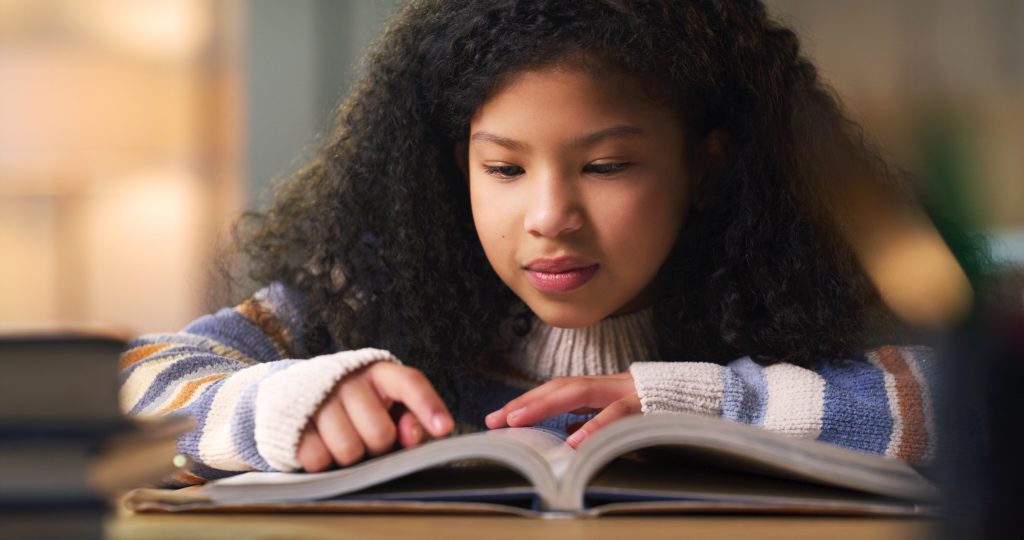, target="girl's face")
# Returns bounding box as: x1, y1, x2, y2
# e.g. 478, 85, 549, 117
465, 65, 694, 328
